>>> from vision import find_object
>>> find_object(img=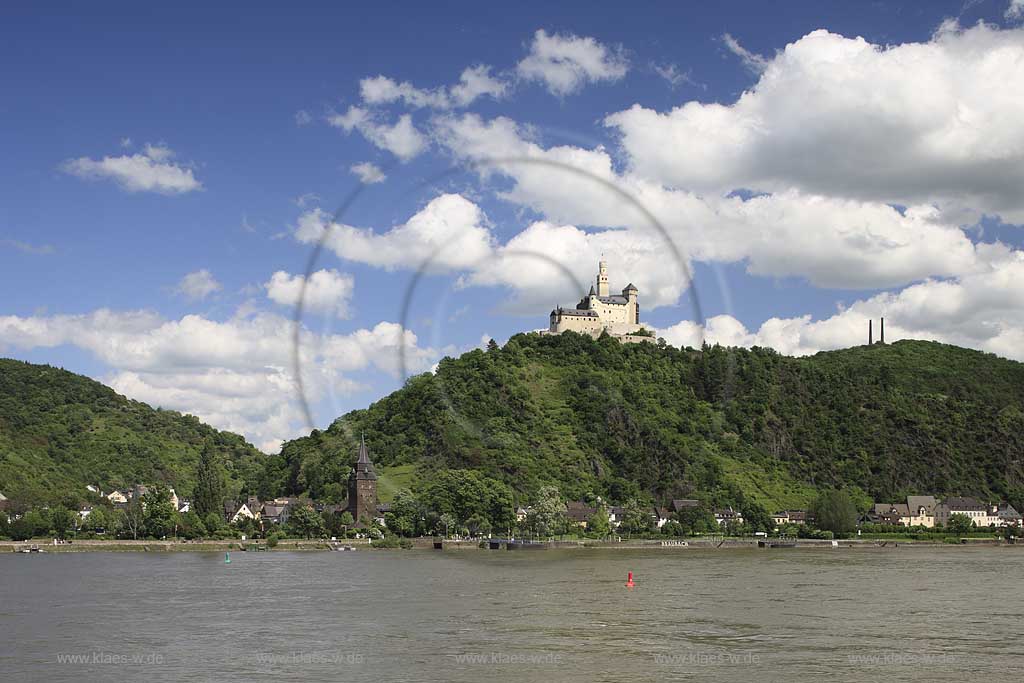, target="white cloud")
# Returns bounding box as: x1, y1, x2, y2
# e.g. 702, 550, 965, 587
0, 308, 442, 452
327, 107, 427, 160
358, 64, 507, 111
721, 33, 769, 73
265, 269, 355, 318
294, 109, 313, 126
516, 29, 628, 96
294, 193, 495, 272
650, 62, 698, 89
433, 113, 984, 295
657, 246, 1024, 361
2, 239, 55, 255
350, 161, 386, 184
61, 143, 202, 195
607, 24, 1024, 223
1008, 0, 1024, 21
174, 270, 222, 301
450, 65, 509, 106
